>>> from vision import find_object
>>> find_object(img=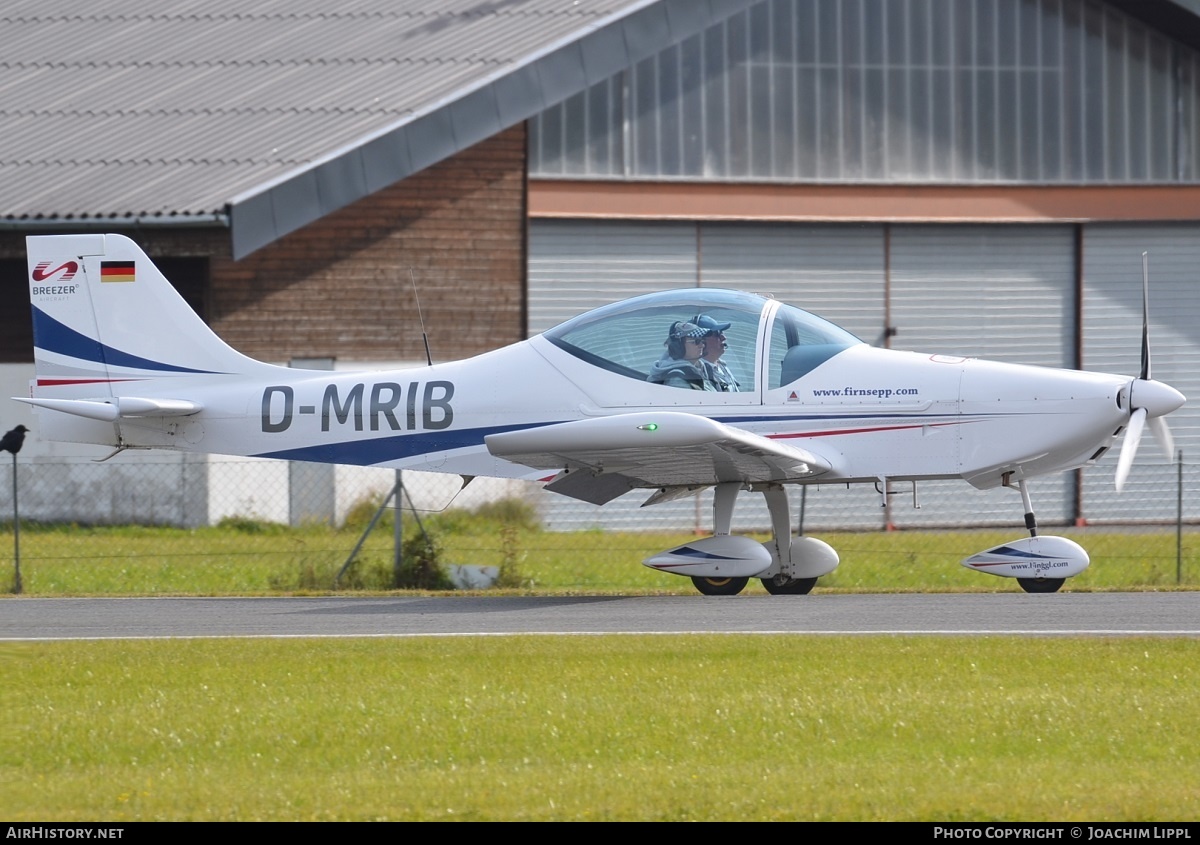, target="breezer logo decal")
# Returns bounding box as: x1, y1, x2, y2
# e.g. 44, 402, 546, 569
32, 261, 79, 282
